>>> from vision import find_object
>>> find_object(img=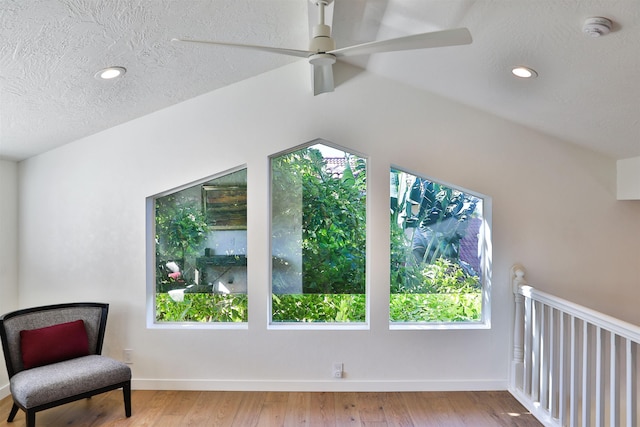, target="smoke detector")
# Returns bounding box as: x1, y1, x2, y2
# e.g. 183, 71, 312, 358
583, 17, 612, 37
